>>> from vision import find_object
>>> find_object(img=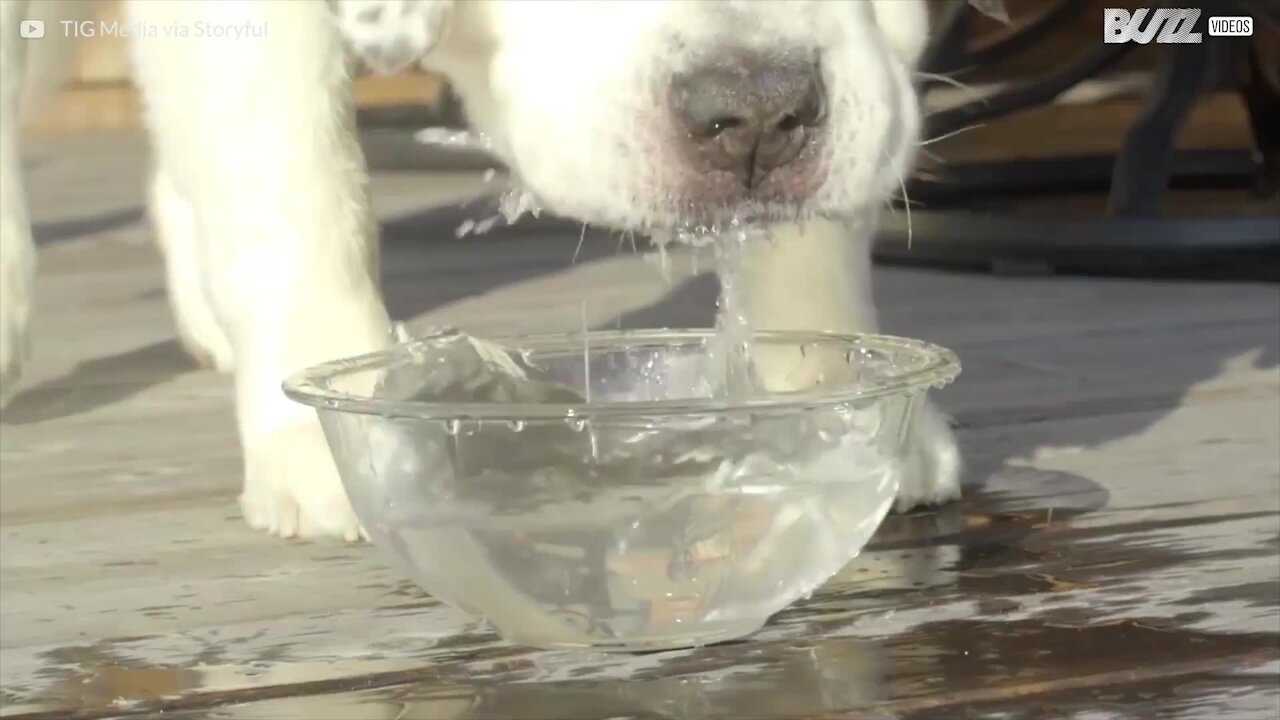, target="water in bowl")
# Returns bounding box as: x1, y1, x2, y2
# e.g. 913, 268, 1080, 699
387, 437, 895, 649
354, 331, 902, 650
